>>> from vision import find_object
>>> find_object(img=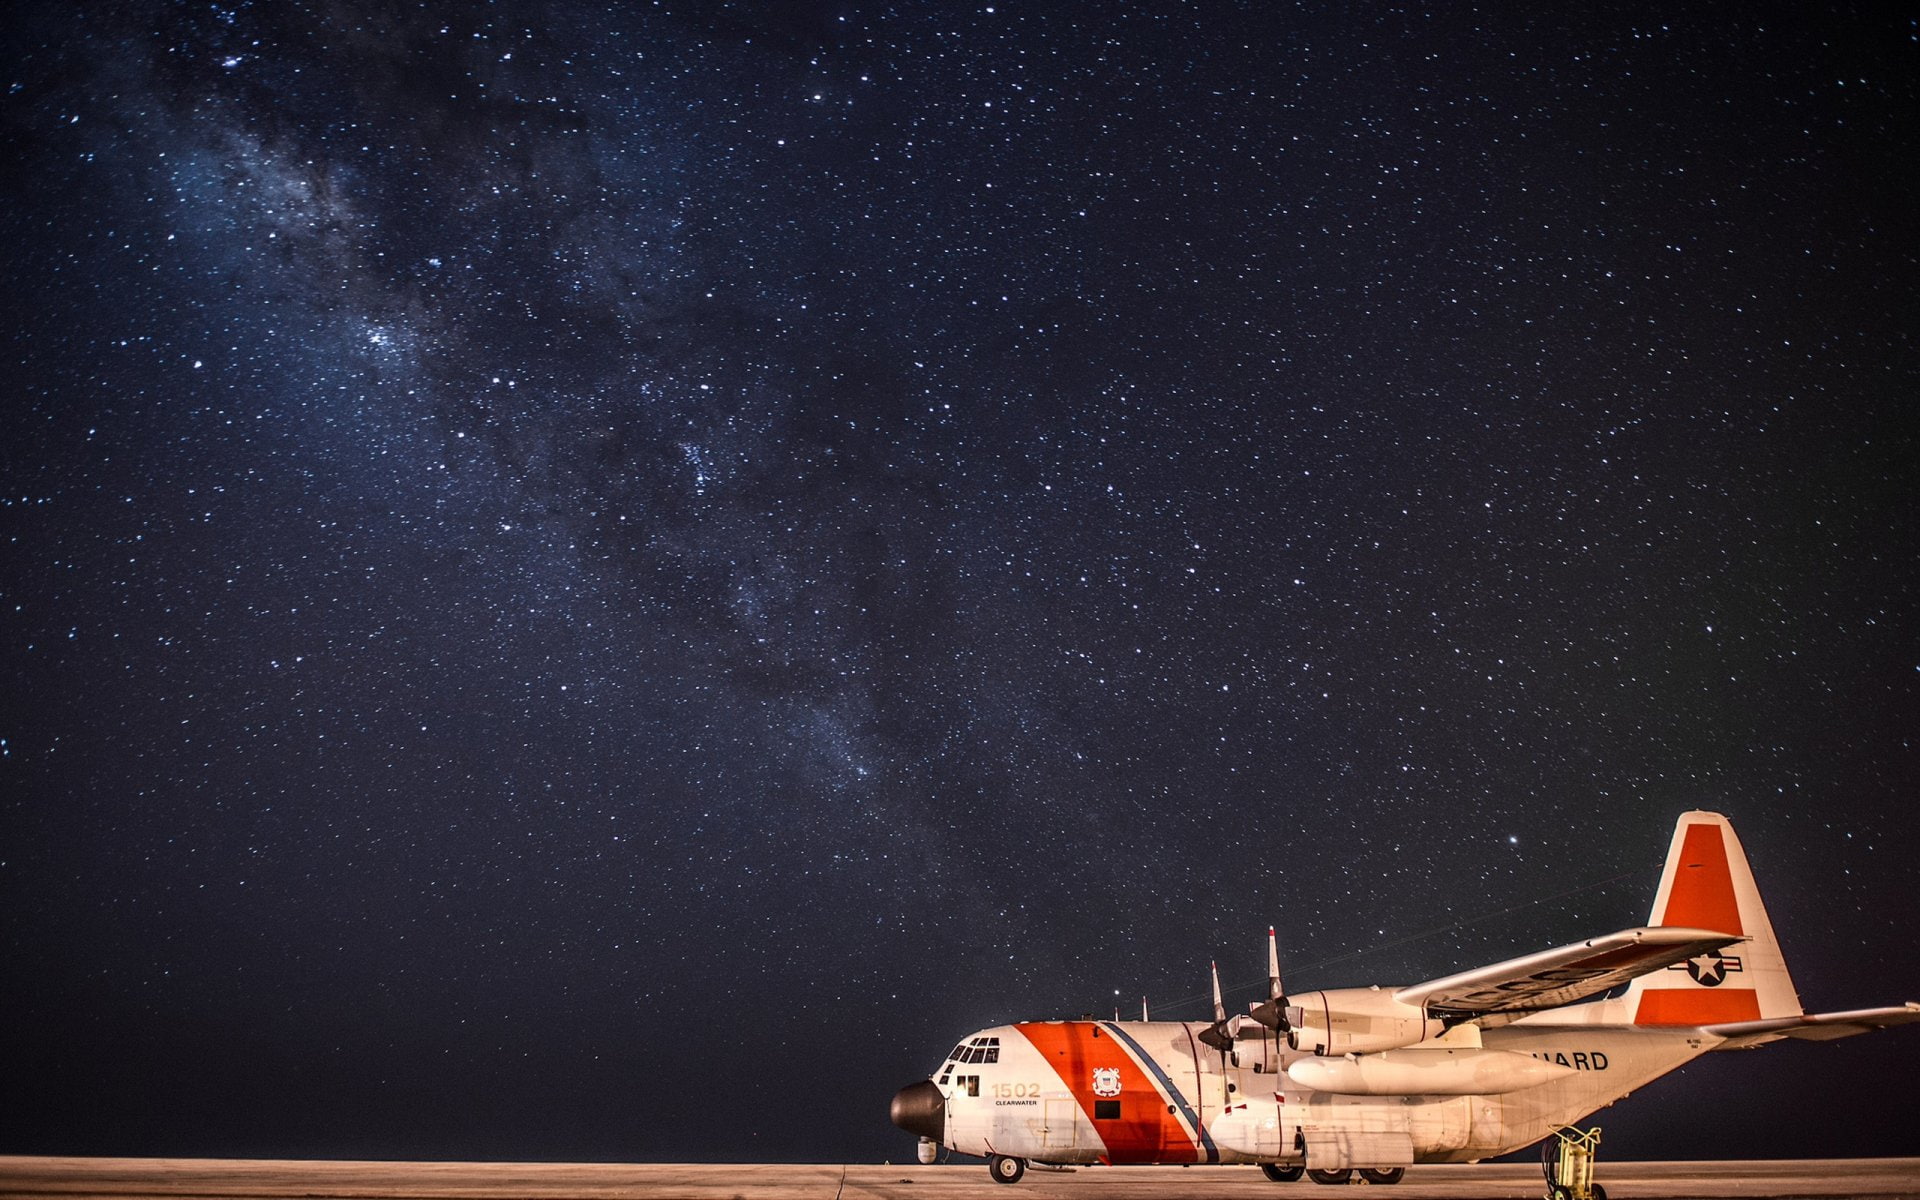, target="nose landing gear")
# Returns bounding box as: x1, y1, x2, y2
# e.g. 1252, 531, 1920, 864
988, 1155, 1026, 1185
